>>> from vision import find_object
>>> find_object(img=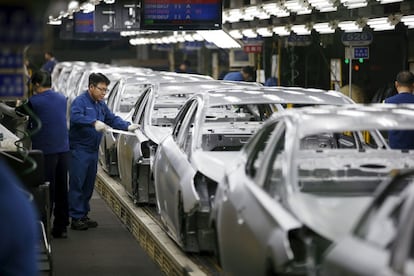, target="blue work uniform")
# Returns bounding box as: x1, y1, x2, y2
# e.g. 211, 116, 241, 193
384, 92, 414, 149
28, 89, 69, 154
223, 71, 244, 81
69, 91, 130, 219
41, 58, 57, 74
0, 159, 38, 276
28, 89, 70, 232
